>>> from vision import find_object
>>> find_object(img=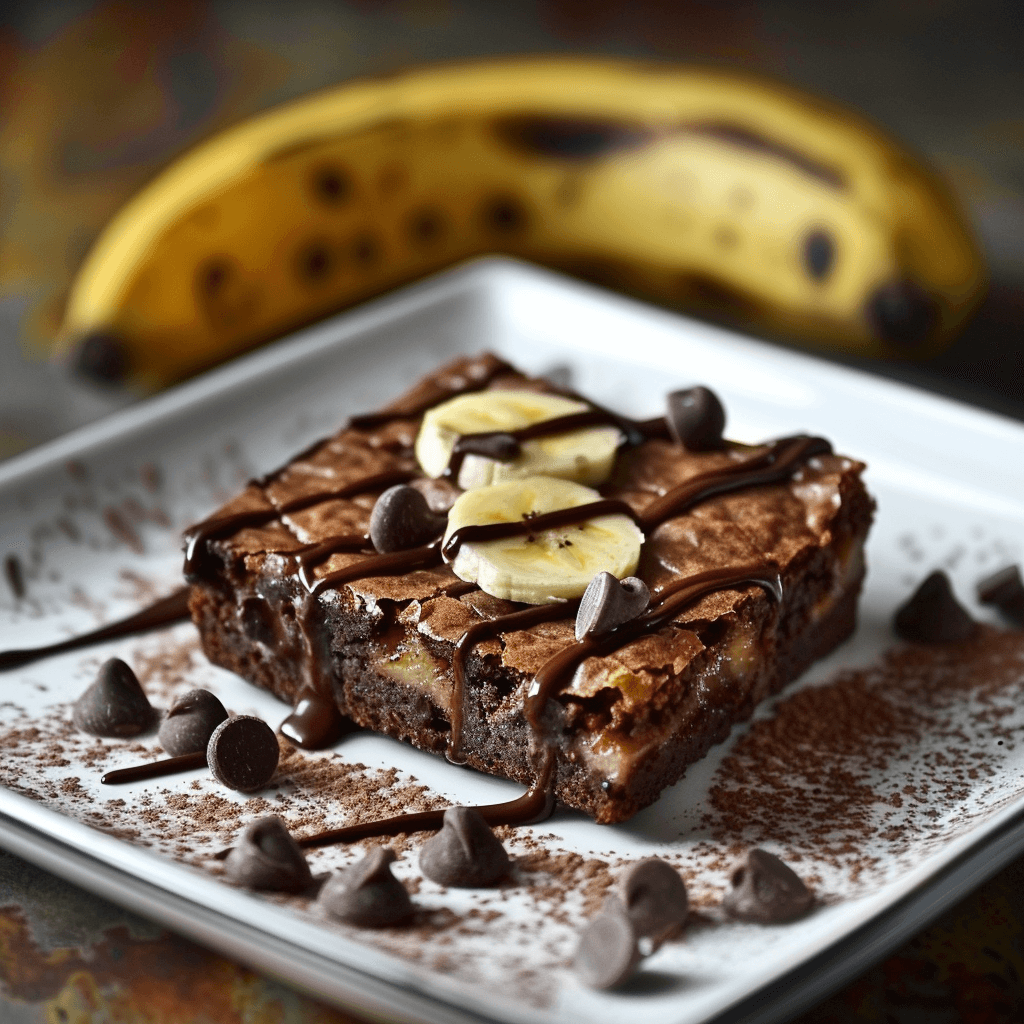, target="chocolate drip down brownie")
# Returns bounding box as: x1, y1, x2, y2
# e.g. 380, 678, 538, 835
185, 354, 874, 824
